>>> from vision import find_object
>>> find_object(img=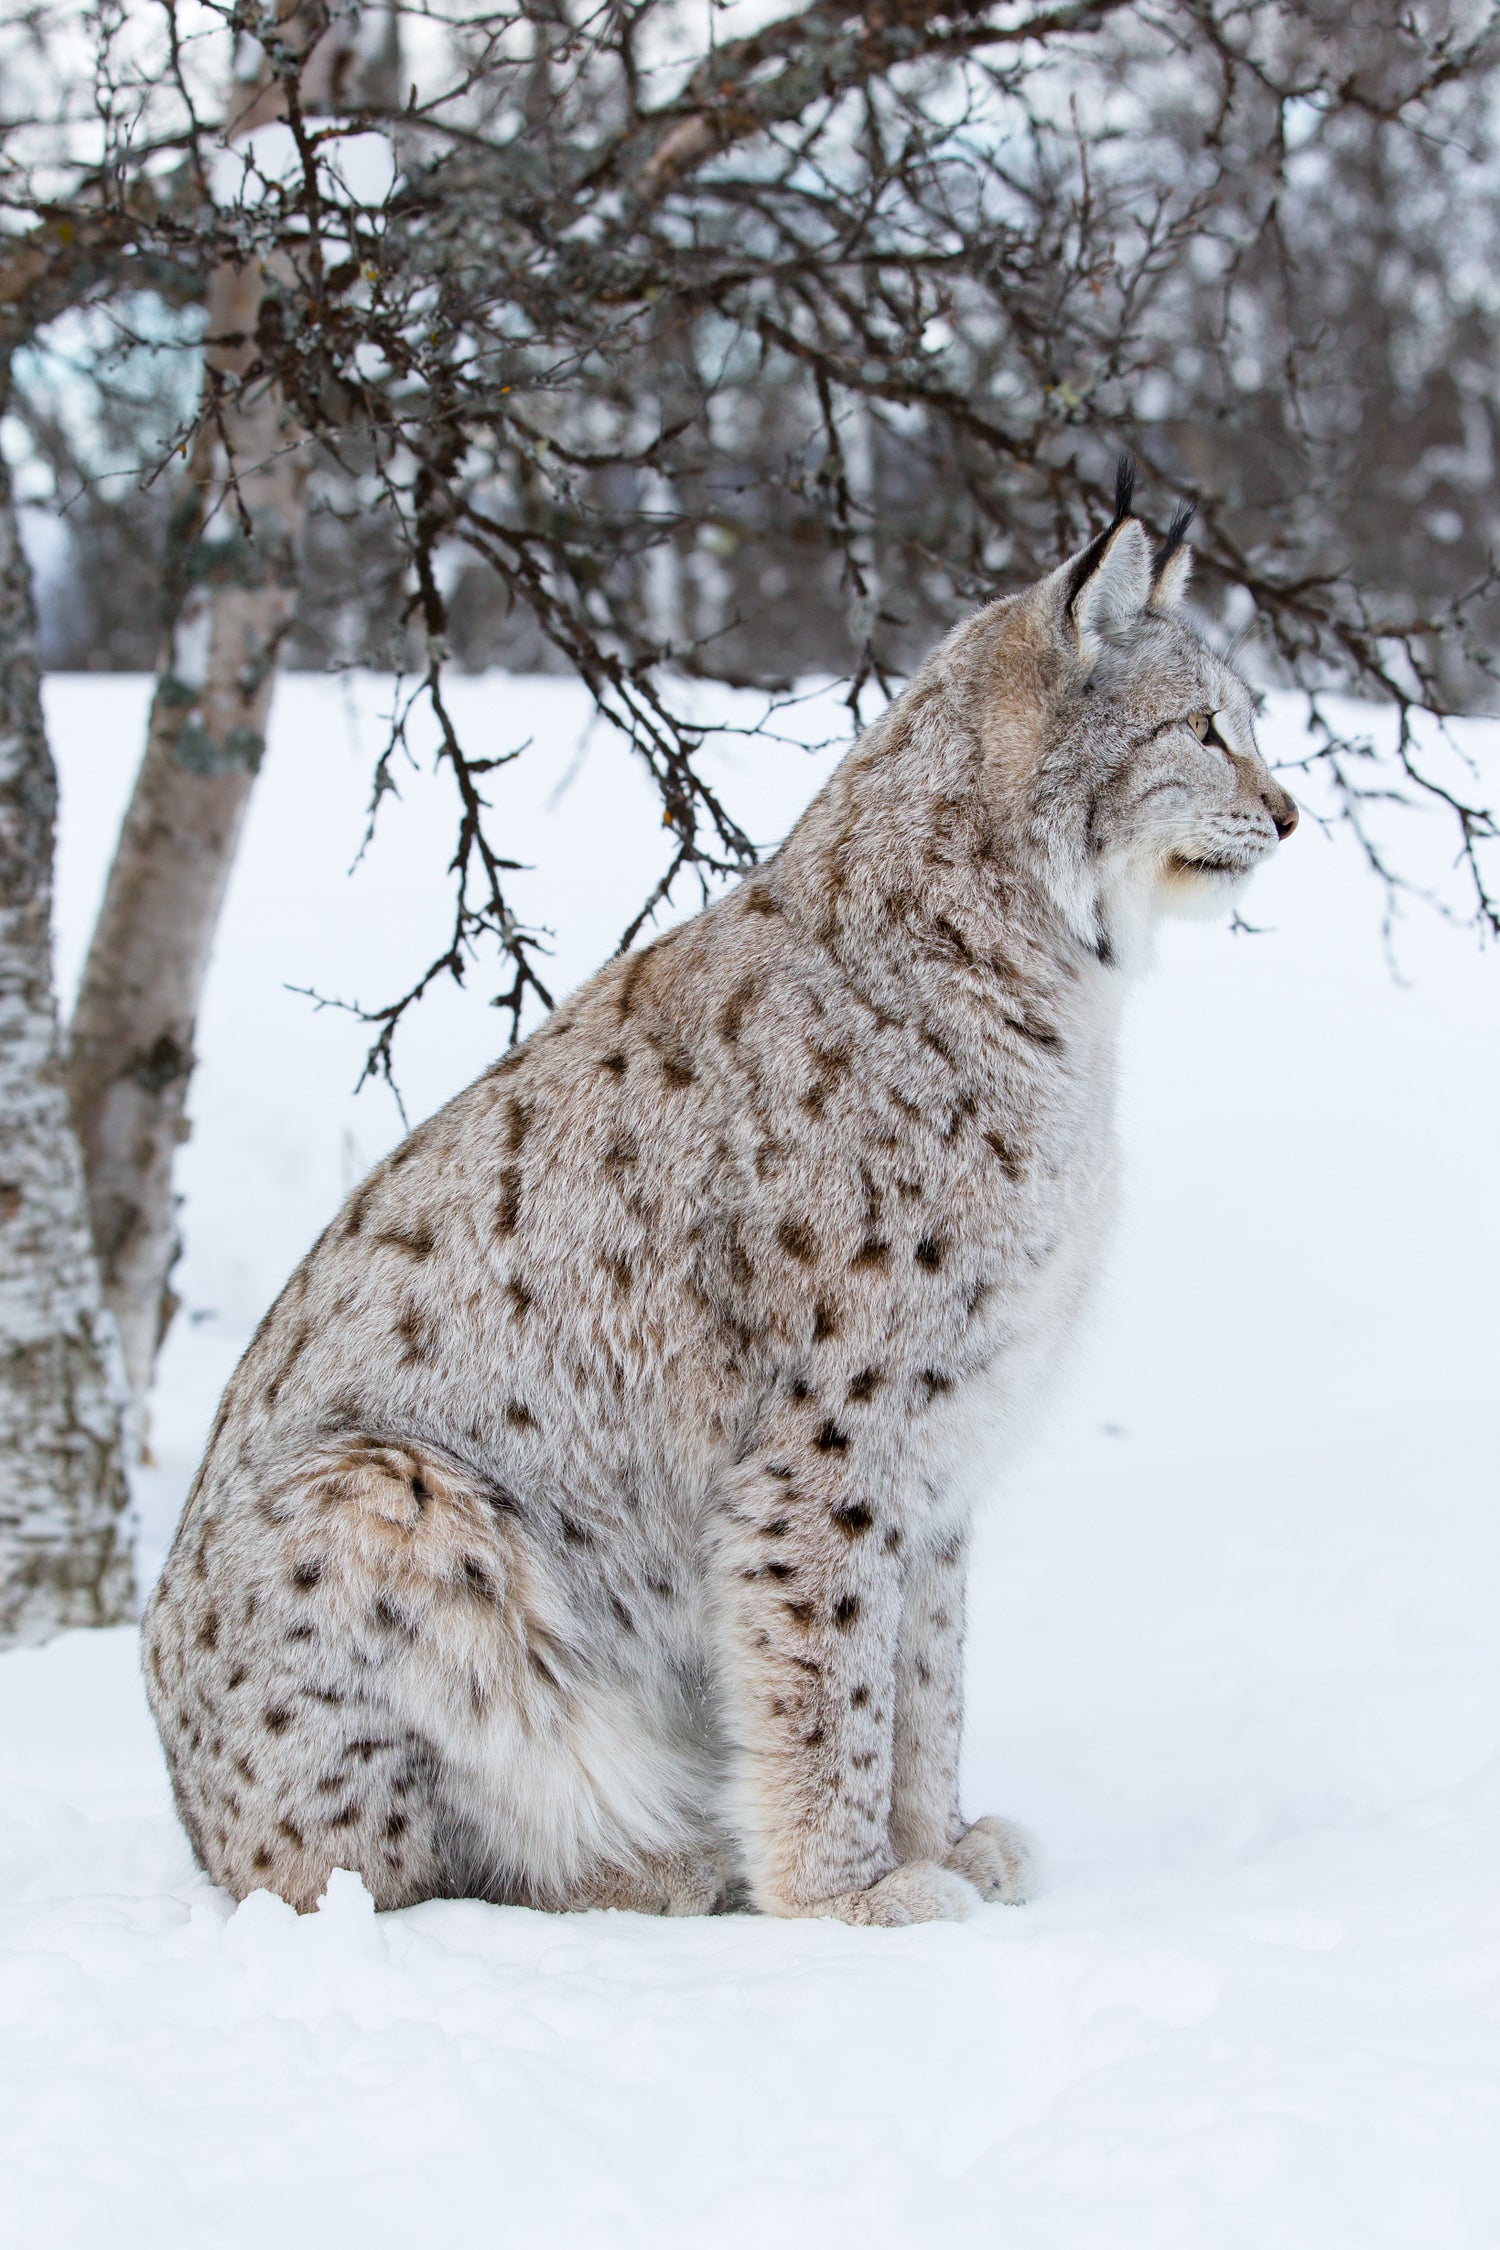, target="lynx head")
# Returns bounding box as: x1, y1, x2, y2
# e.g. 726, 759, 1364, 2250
979, 460, 1297, 965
